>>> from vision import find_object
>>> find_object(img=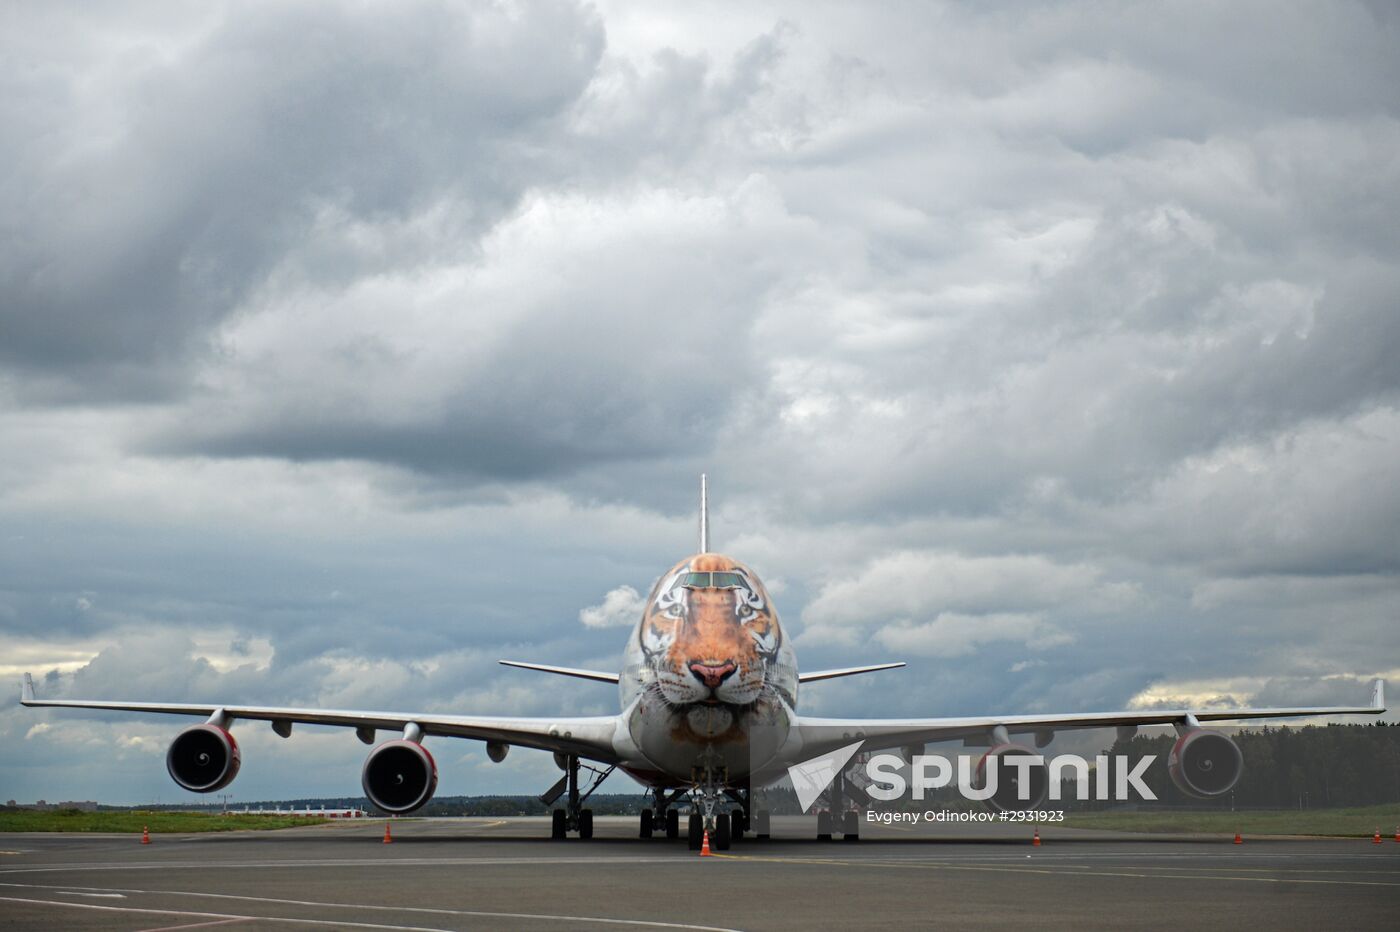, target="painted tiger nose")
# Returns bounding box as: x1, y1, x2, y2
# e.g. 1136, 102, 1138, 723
689, 661, 737, 688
